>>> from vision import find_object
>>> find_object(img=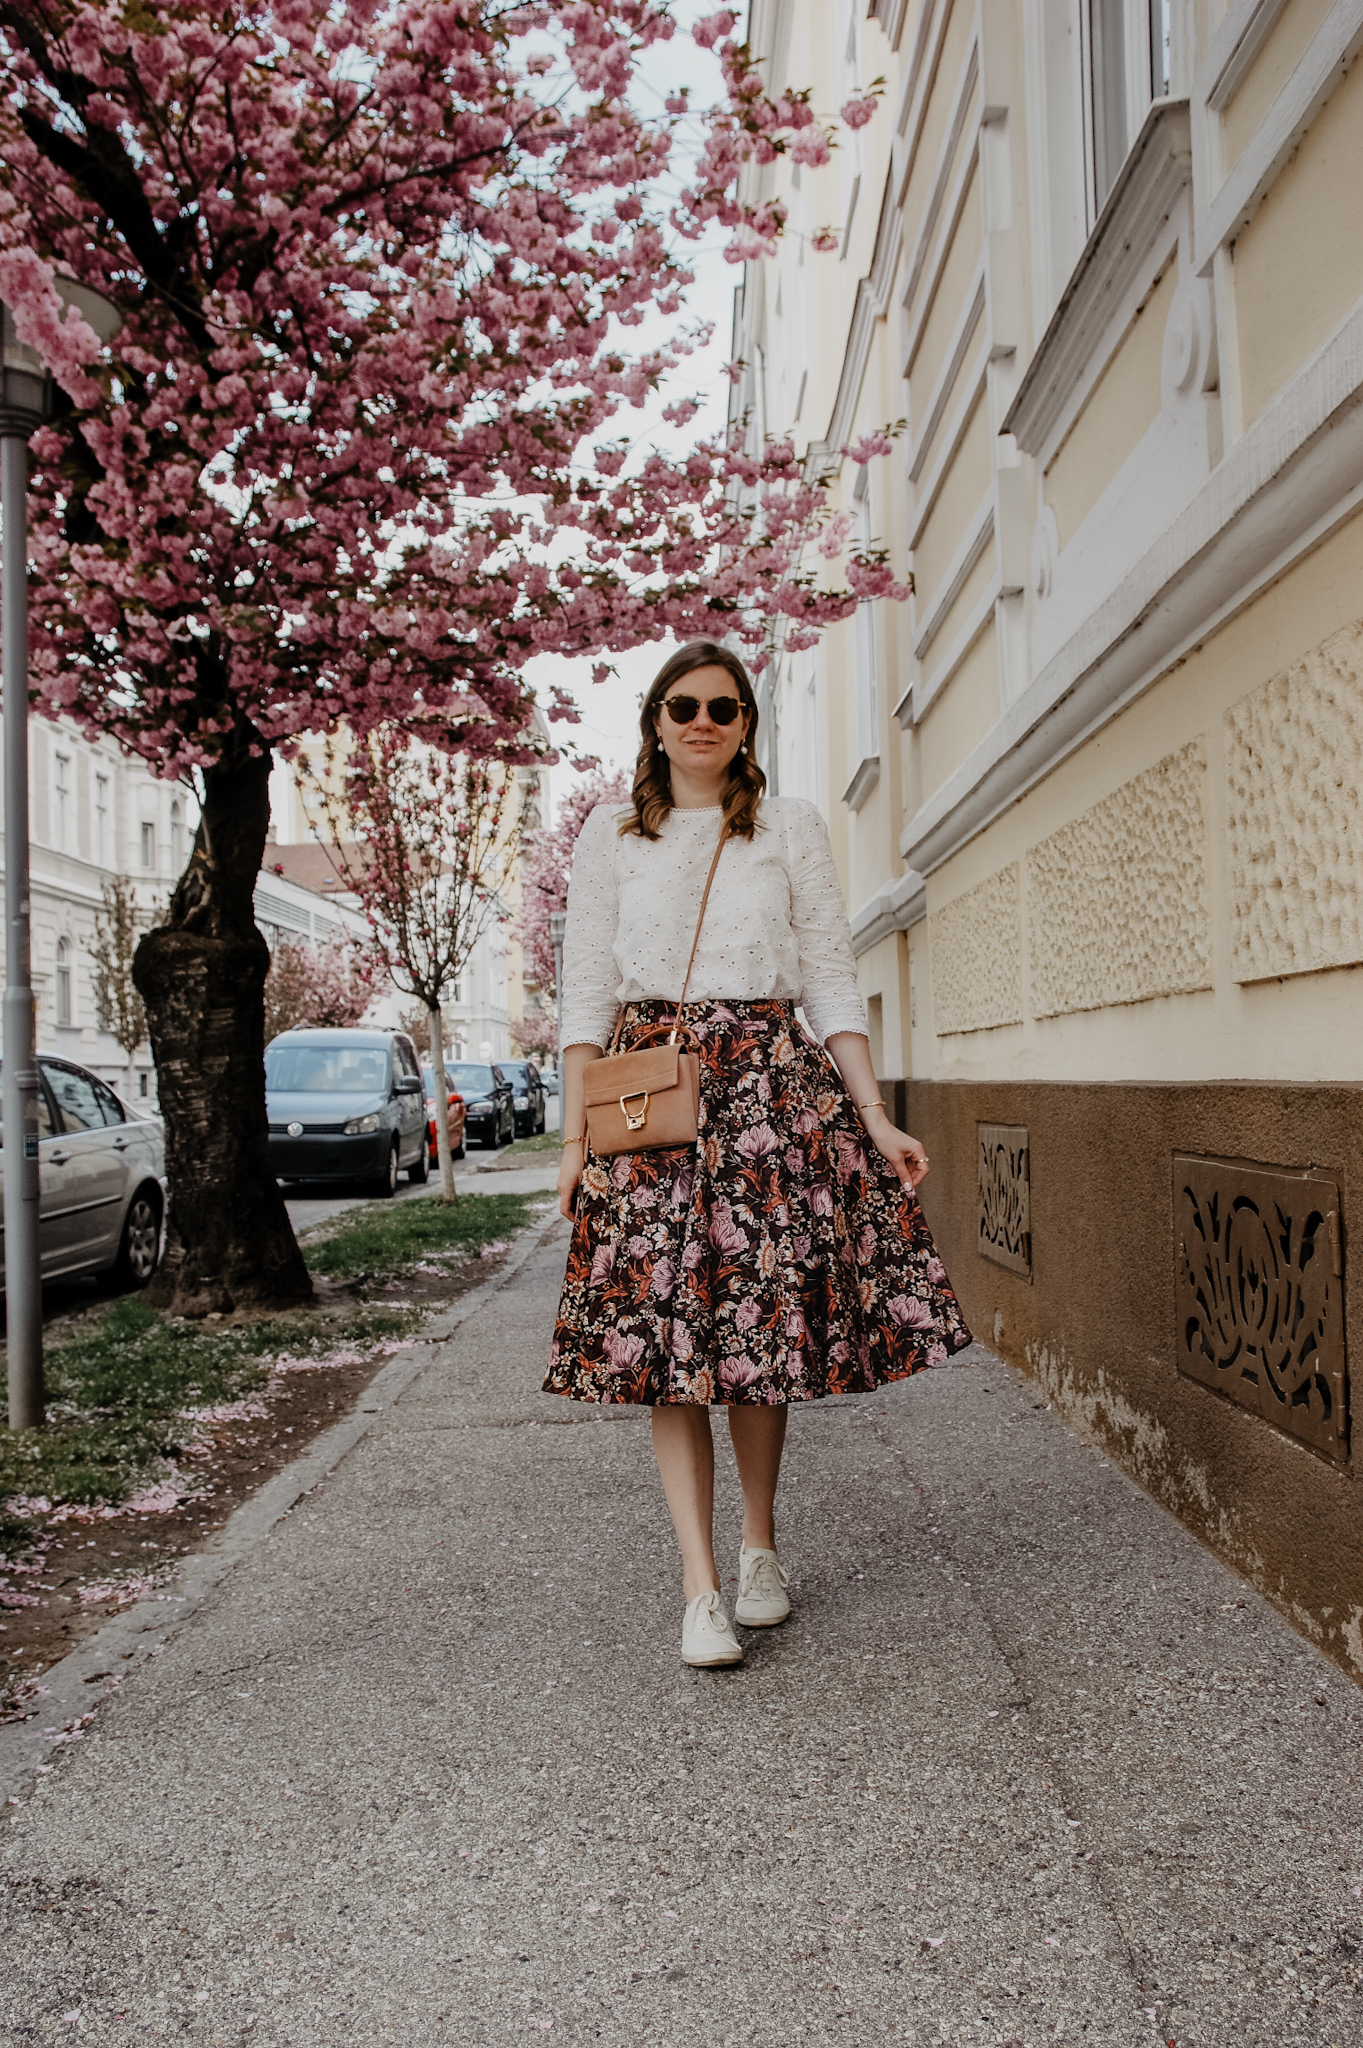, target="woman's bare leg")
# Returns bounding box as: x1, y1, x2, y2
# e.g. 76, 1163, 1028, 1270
727, 1406, 788, 1552
651, 1407, 720, 1600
